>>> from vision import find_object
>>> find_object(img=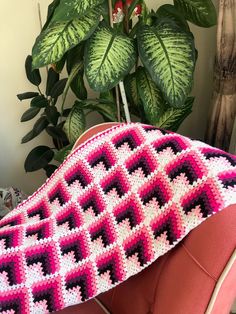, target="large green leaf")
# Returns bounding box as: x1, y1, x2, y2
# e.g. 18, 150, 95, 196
85, 25, 136, 92
99, 91, 116, 120
25, 56, 41, 86
66, 43, 85, 73
63, 102, 86, 143
32, 9, 101, 69
33, 116, 49, 134
60, 61, 84, 115
64, 62, 83, 98
54, 144, 73, 163
52, 0, 105, 22
21, 130, 37, 144
136, 67, 166, 124
50, 78, 68, 98
156, 96, 194, 131
46, 126, 68, 141
45, 106, 60, 125
17, 92, 39, 101
124, 73, 140, 115
71, 72, 87, 100
47, 0, 60, 20
173, 0, 217, 27
21, 116, 49, 144
52, 121, 70, 148
99, 90, 115, 103
24, 146, 54, 172
156, 4, 190, 31
43, 0, 61, 31
31, 95, 49, 108
66, 44, 86, 100
44, 164, 58, 178
82, 100, 117, 122
96, 103, 117, 122
137, 21, 195, 107
53, 54, 67, 73
46, 67, 59, 96
21, 107, 40, 122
